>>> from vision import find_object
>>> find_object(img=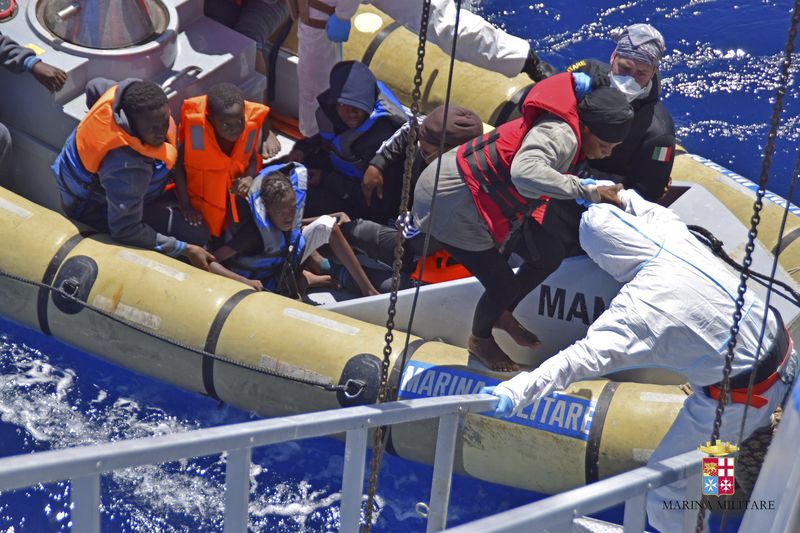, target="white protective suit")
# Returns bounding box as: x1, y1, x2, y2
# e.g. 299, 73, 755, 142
370, 0, 530, 77
297, 0, 531, 136
297, 0, 361, 137
494, 190, 795, 533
